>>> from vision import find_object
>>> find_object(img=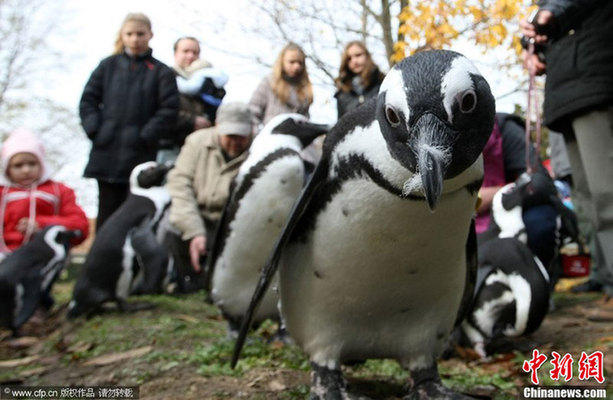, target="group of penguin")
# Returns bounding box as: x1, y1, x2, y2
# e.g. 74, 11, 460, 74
0, 50, 577, 399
